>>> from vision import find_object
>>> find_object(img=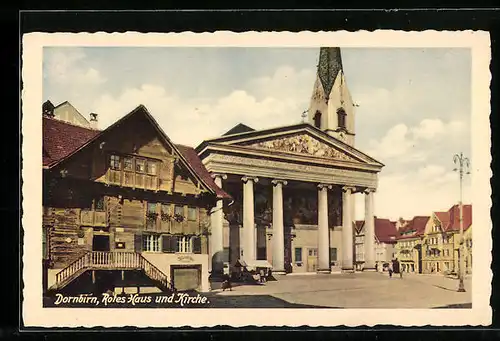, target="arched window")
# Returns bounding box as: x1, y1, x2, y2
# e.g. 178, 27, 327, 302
313, 111, 322, 129
337, 107, 347, 129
